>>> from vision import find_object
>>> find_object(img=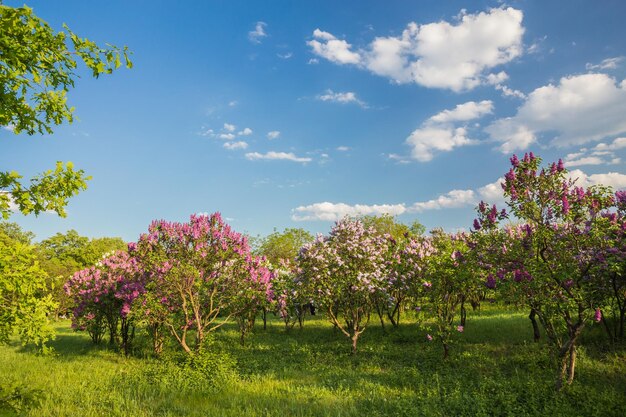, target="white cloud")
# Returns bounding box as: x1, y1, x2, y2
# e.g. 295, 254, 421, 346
477, 178, 505, 204
291, 202, 407, 221
561, 137, 626, 167
308, 7, 525, 92
267, 131, 281, 140
336, 146, 350, 151
238, 128, 253, 136
564, 156, 605, 167
224, 123, 236, 132
307, 29, 361, 64
316, 89, 368, 108
199, 128, 214, 137
223, 141, 248, 150
219, 133, 236, 140
410, 189, 476, 211
249, 22, 268, 44
245, 151, 312, 163
594, 137, 626, 152
496, 84, 526, 99
585, 56, 624, 71
568, 169, 626, 190
487, 73, 626, 151
405, 100, 492, 161
308, 58, 319, 65
407, 126, 475, 162
292, 168, 626, 222
429, 100, 493, 123
277, 52, 293, 59
228, 100, 238, 107
2, 124, 15, 132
